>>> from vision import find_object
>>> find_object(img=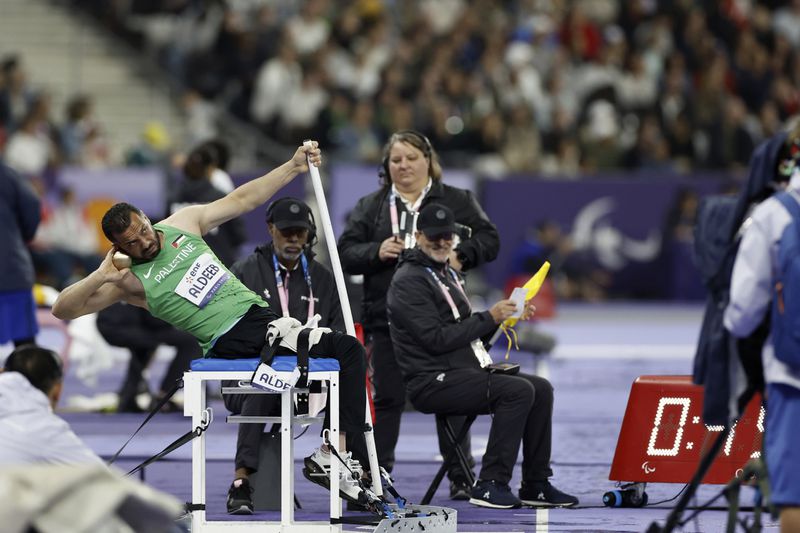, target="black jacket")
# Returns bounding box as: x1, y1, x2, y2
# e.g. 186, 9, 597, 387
338, 180, 499, 332
168, 178, 246, 267
0, 164, 41, 291
387, 248, 498, 395
230, 243, 345, 331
